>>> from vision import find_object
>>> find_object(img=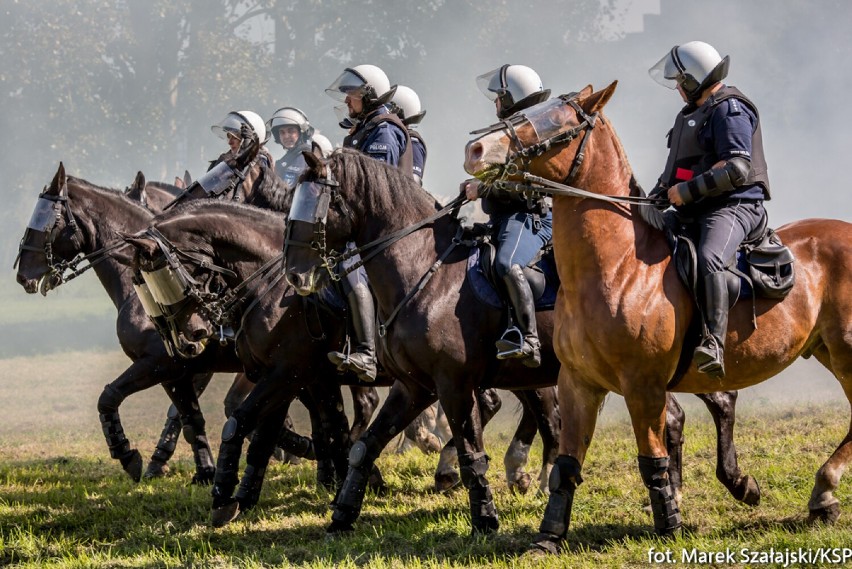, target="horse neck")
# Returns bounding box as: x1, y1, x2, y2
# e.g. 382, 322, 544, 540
70, 182, 152, 308
553, 120, 665, 280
